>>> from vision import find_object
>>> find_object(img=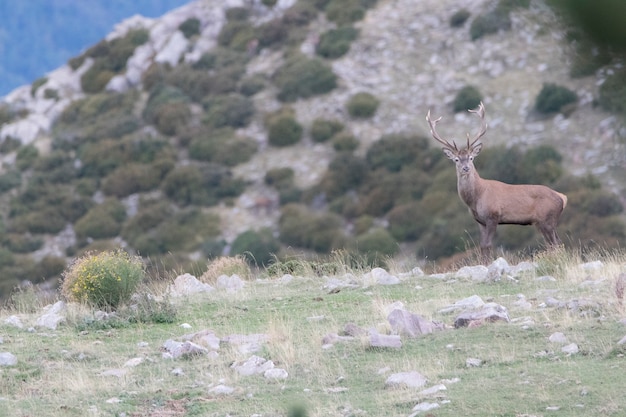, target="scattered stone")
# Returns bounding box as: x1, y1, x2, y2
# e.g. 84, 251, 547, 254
183, 329, 220, 351
105, 397, 121, 404
100, 368, 127, 378
387, 309, 442, 338
510, 261, 537, 275
223, 333, 268, 354
579, 261, 603, 271
418, 384, 447, 396
546, 406, 561, 411
454, 303, 509, 328
0, 352, 17, 366
162, 340, 209, 359
548, 332, 568, 344
4, 315, 23, 329
617, 335, 626, 345
411, 401, 440, 414
364, 268, 400, 285
369, 328, 402, 349
264, 368, 288, 379
169, 274, 214, 297
487, 257, 510, 280
231, 355, 275, 376
321, 333, 355, 347
399, 267, 425, 279
216, 274, 245, 292
439, 295, 485, 314
513, 295, 533, 310
385, 371, 427, 389
561, 343, 579, 355
208, 384, 235, 396
325, 387, 349, 393
35, 301, 66, 330
123, 357, 143, 368
171, 367, 185, 376
466, 358, 482, 367
180, 323, 192, 329
343, 323, 366, 337
456, 265, 489, 282
535, 275, 557, 282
